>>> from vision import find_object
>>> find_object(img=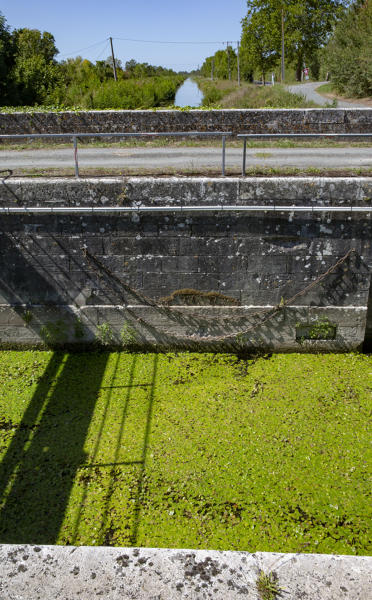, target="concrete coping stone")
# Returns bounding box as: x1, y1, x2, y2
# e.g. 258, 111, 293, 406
0, 544, 371, 599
